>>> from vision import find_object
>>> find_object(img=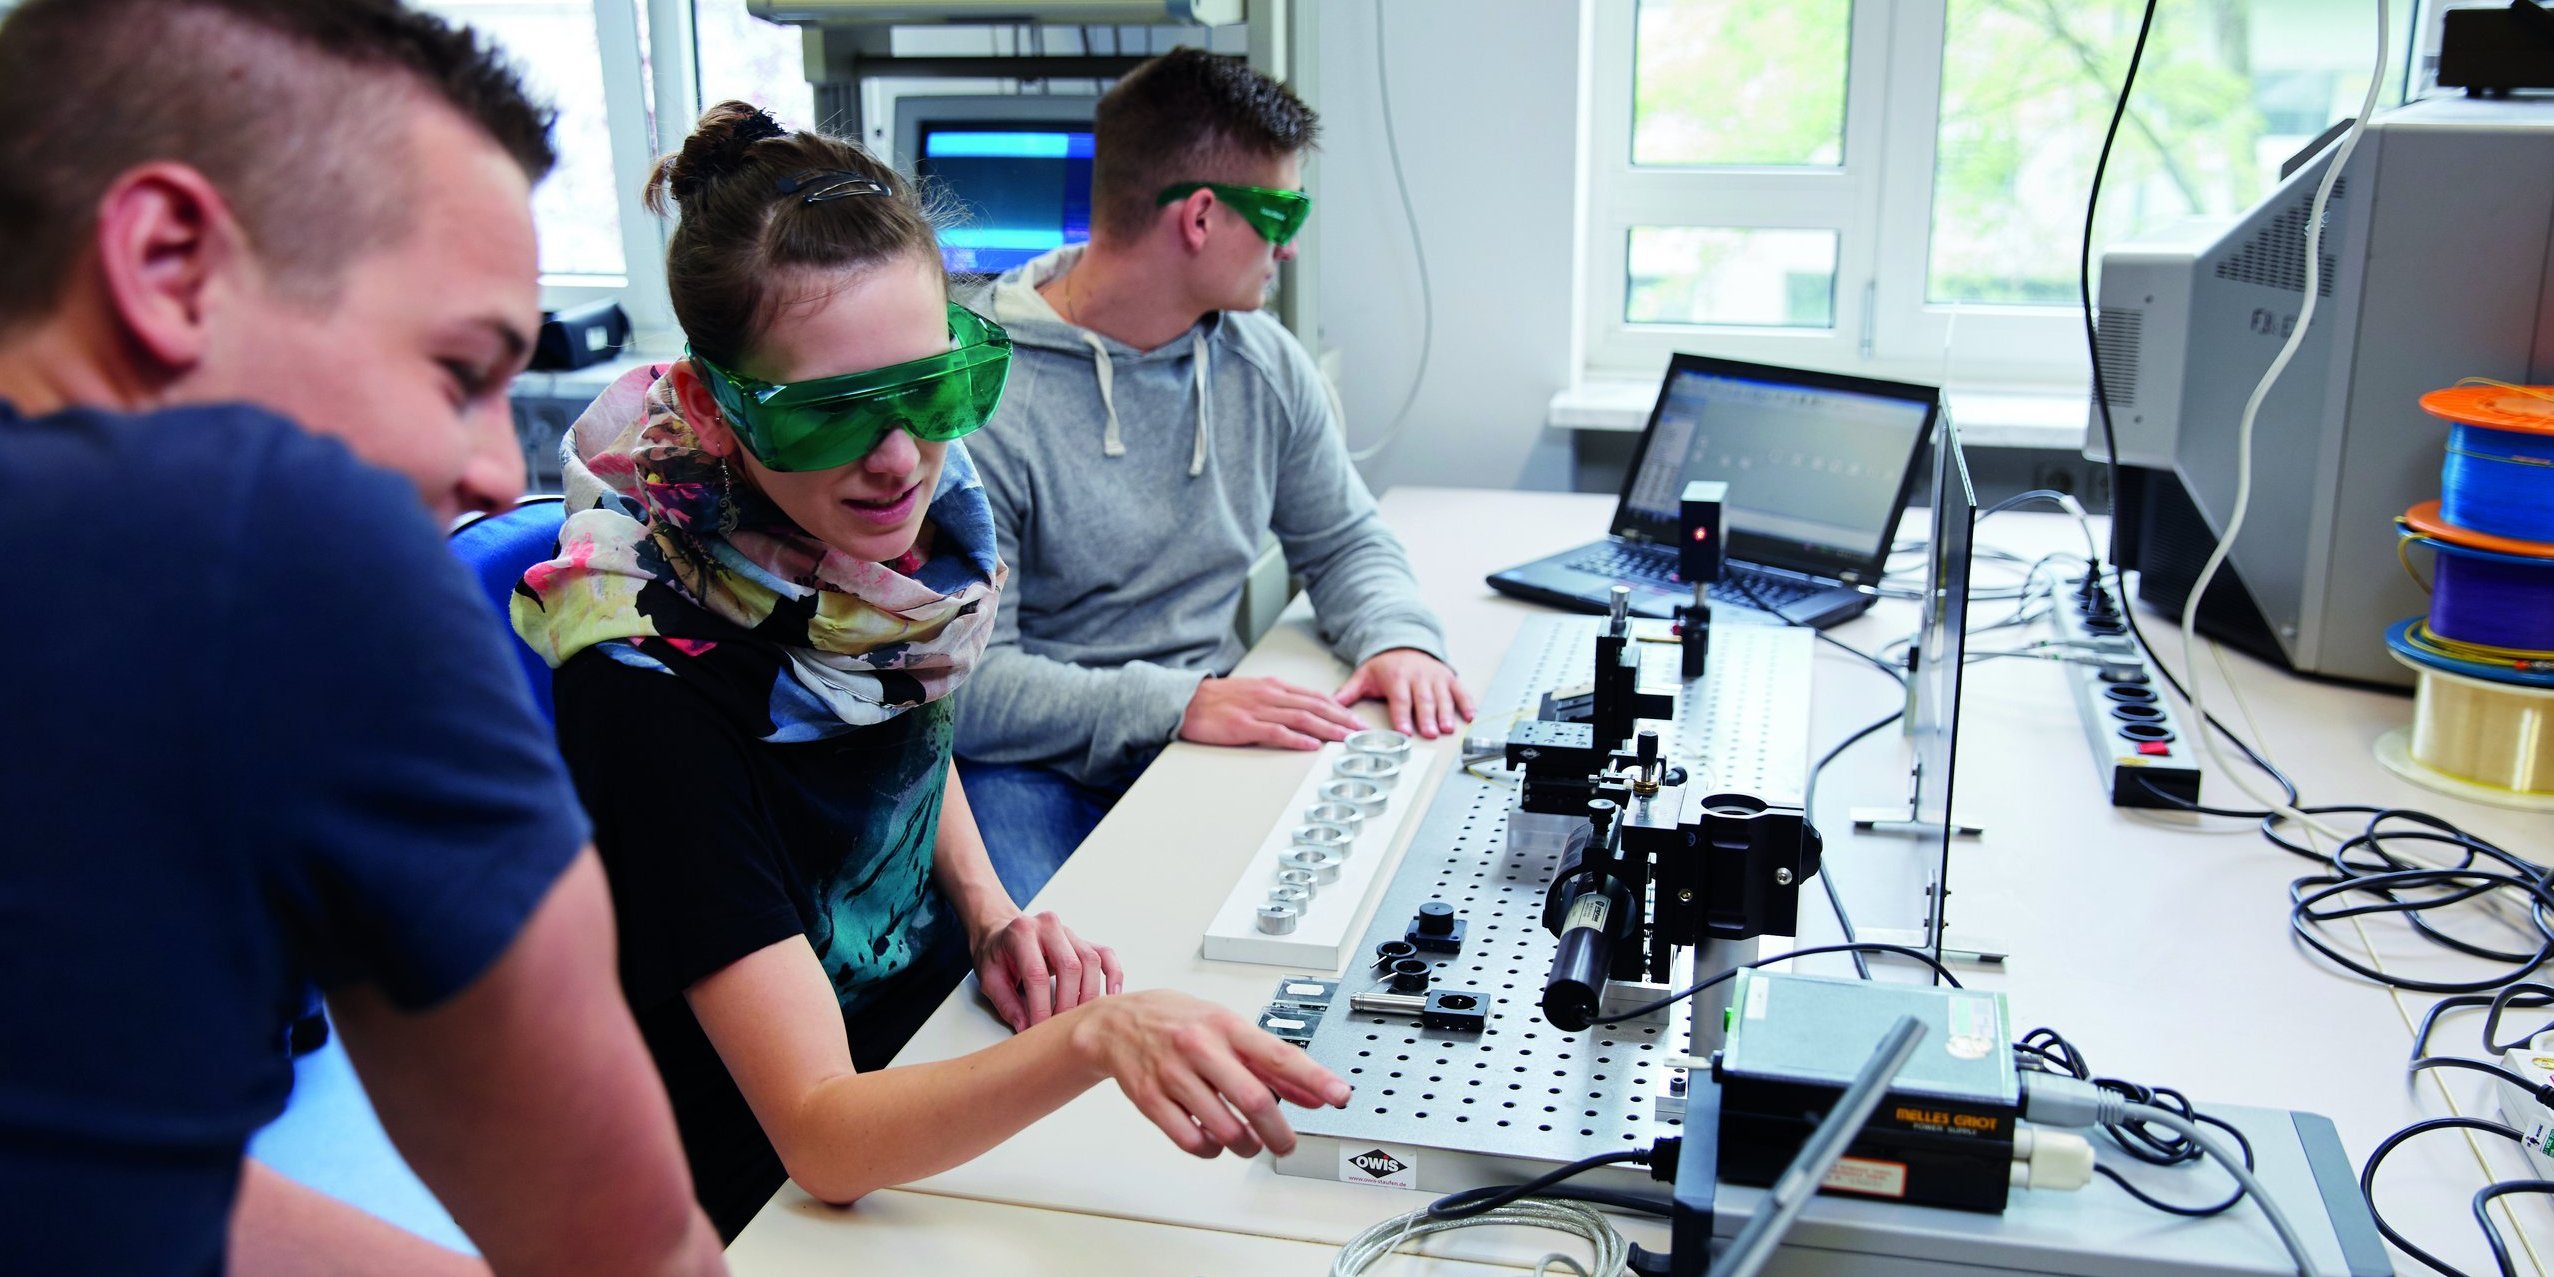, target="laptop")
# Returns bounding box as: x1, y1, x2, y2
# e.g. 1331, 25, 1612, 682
1490, 353, 1940, 629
